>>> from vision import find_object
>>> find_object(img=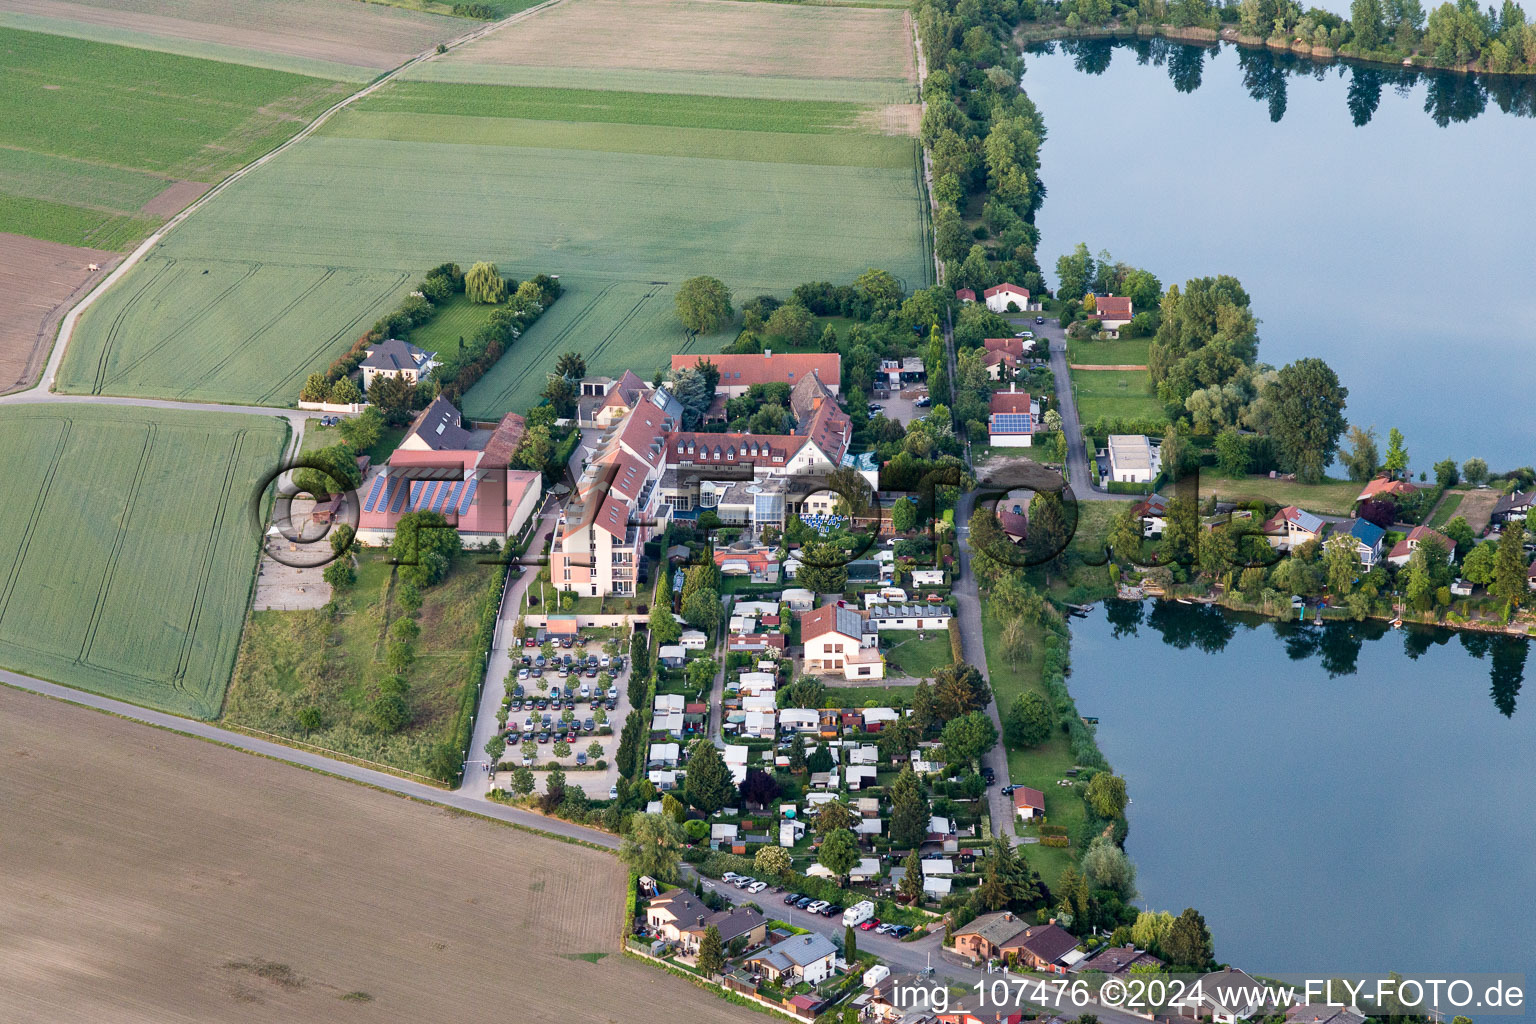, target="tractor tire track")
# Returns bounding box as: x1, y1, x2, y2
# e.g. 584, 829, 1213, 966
0, 418, 72, 630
